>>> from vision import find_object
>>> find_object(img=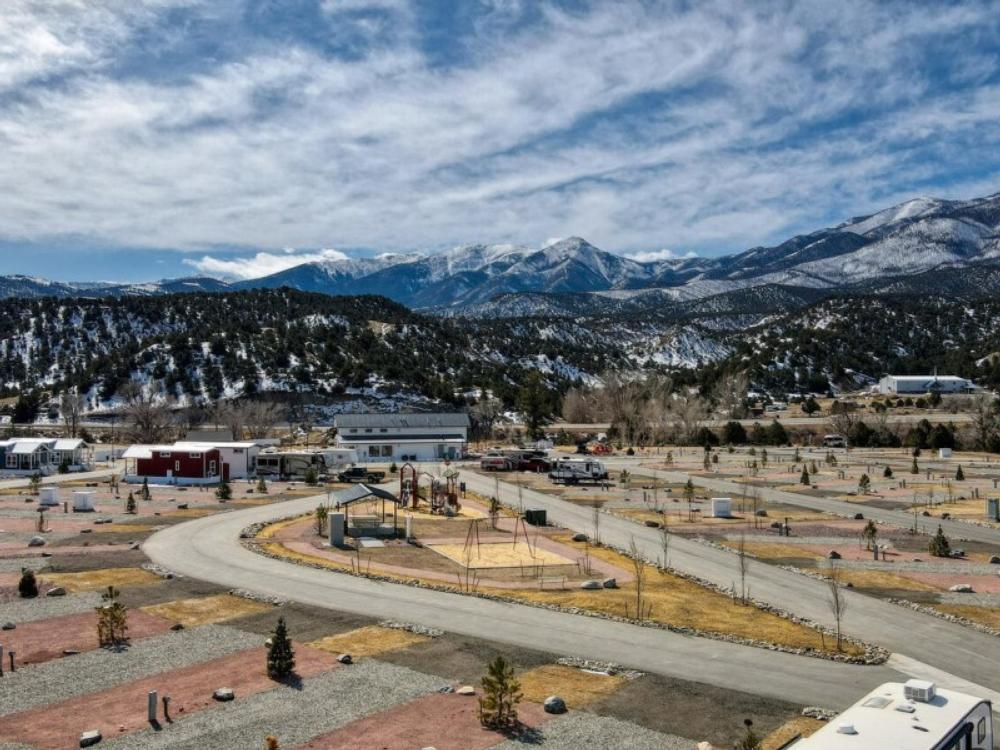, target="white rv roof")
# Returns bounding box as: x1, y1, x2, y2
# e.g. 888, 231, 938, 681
795, 683, 986, 749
